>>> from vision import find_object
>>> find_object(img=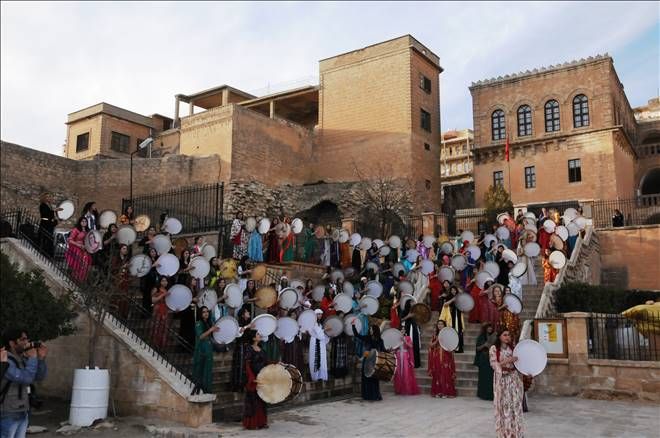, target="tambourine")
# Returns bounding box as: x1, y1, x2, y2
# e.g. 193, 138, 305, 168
332, 293, 353, 313
438, 327, 459, 351
497, 212, 513, 225
223, 283, 243, 308
253, 314, 277, 337
324, 315, 343, 338
373, 239, 385, 249
501, 249, 518, 264
98, 210, 117, 229
84, 230, 103, 254
422, 235, 435, 249
251, 264, 267, 281
165, 284, 193, 312
364, 261, 379, 273
330, 269, 345, 283
156, 253, 179, 277
56, 200, 75, 221
275, 317, 300, 343
379, 245, 391, 257
173, 237, 189, 258
134, 215, 151, 233
392, 263, 406, 277
331, 229, 341, 242
405, 249, 419, 263
162, 217, 182, 235
555, 226, 569, 242
219, 258, 238, 279
359, 296, 379, 316
440, 241, 454, 255
213, 316, 240, 344
189, 256, 210, 279
382, 328, 404, 350
483, 234, 497, 249
117, 225, 137, 245
128, 254, 152, 277
562, 208, 578, 224
543, 219, 556, 234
